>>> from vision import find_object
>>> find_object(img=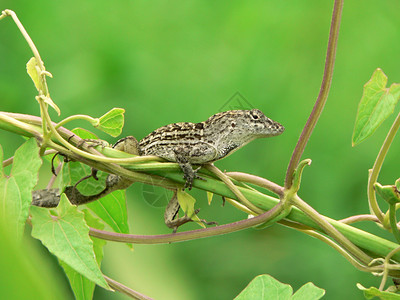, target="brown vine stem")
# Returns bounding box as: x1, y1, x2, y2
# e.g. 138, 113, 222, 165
225, 172, 284, 197
339, 214, 379, 225
284, 0, 343, 189
89, 202, 285, 244
205, 164, 264, 214
104, 275, 154, 300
